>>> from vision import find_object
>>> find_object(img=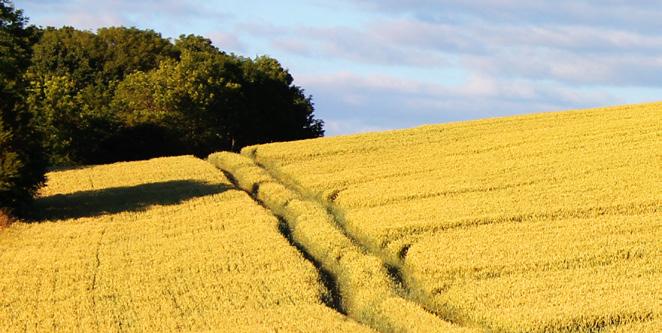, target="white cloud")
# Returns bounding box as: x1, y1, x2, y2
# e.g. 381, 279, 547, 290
239, 14, 662, 86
